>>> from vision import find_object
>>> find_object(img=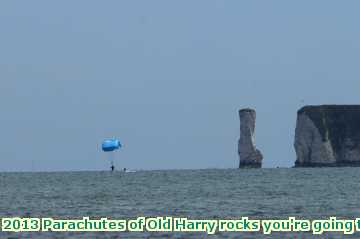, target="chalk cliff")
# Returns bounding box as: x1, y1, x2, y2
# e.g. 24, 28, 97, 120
295, 105, 360, 167
238, 108, 263, 168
